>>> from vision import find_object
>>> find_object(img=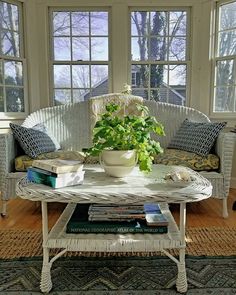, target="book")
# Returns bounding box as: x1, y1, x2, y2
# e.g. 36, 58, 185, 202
32, 159, 83, 174
88, 204, 146, 221
27, 167, 85, 188
145, 213, 169, 226
27, 166, 82, 178
144, 203, 162, 214
66, 204, 168, 234
87, 203, 168, 226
